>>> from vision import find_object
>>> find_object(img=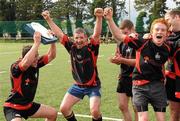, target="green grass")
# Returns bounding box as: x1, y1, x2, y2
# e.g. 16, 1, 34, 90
0, 42, 170, 121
